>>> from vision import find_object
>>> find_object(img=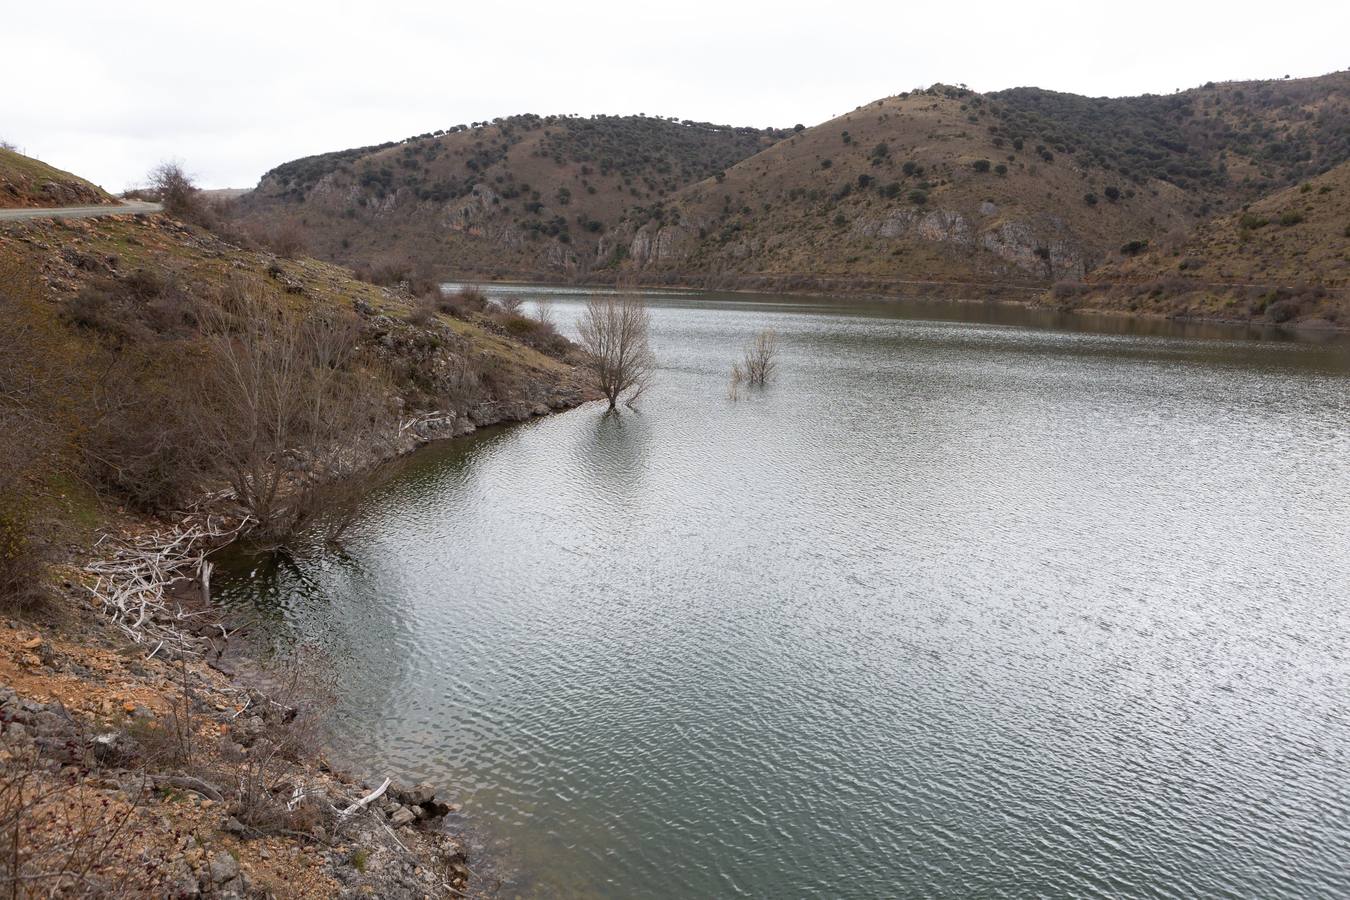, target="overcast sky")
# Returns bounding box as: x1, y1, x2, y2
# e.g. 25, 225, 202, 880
4, 0, 1347, 191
